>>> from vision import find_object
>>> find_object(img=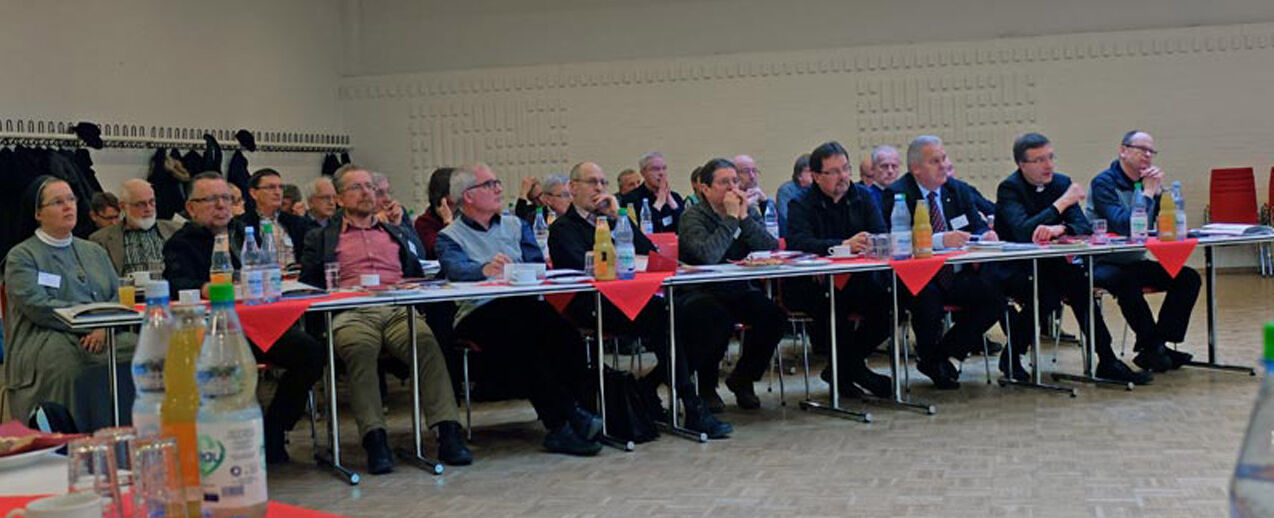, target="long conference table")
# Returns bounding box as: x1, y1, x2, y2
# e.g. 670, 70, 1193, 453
65, 233, 1273, 484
